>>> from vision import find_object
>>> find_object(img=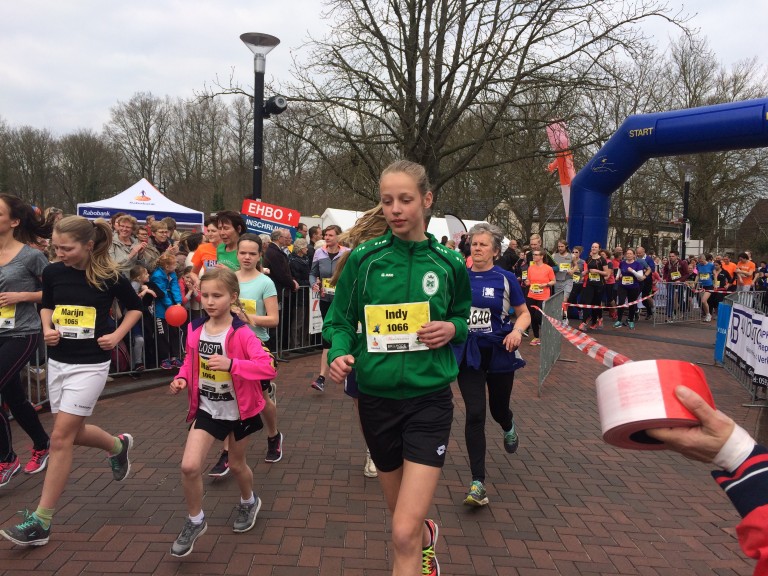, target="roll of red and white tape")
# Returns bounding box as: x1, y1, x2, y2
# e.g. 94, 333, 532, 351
596, 359, 715, 450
